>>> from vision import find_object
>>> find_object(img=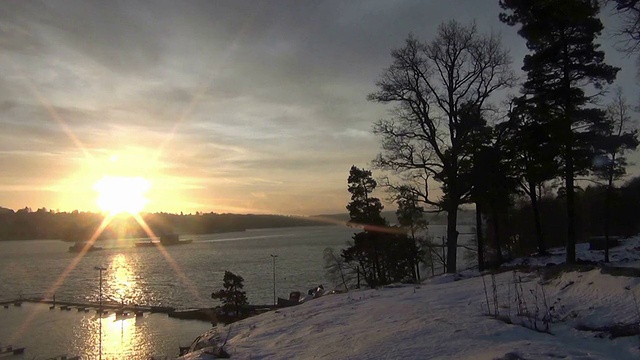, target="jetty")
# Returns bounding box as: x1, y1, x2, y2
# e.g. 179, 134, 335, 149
0, 298, 174, 316
1, 298, 284, 324
0, 344, 26, 356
